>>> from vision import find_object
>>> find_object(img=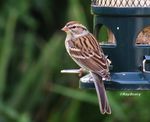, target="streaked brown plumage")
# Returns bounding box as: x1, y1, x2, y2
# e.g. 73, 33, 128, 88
62, 21, 111, 114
